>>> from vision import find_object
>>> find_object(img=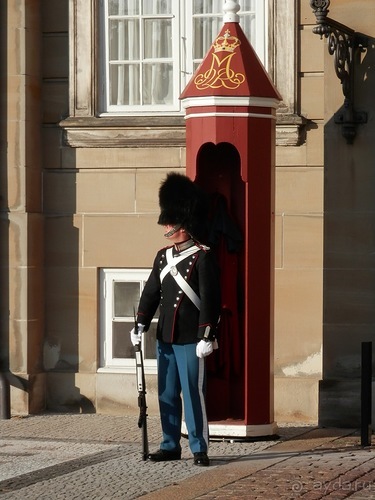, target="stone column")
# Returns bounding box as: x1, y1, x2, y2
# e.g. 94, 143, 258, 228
0, 0, 45, 414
